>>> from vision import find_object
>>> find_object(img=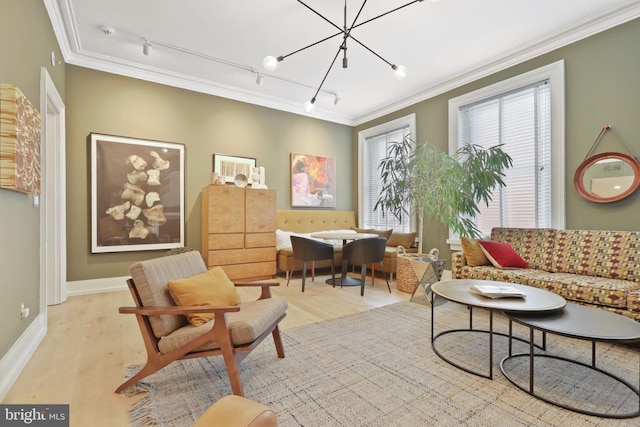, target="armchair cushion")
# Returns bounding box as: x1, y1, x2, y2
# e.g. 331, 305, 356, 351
168, 267, 241, 326
130, 251, 208, 338
158, 296, 289, 354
